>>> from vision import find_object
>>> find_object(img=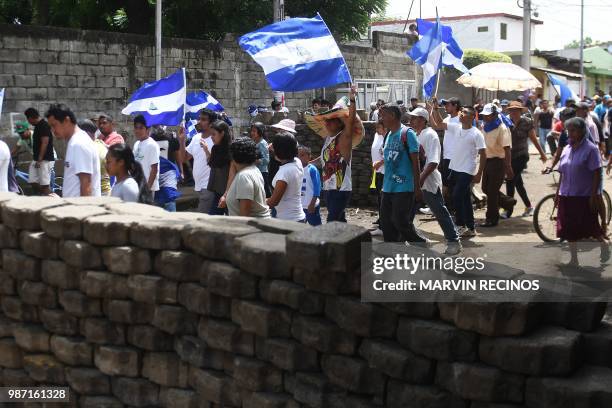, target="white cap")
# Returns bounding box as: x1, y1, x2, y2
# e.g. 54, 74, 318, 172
407, 107, 429, 121
481, 103, 498, 116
